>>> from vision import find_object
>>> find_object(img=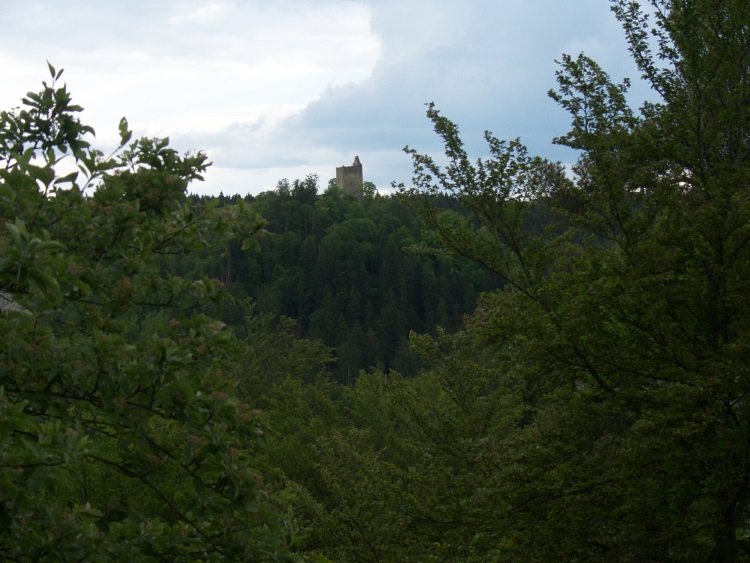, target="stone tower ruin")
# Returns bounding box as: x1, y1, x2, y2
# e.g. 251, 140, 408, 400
336, 156, 363, 200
